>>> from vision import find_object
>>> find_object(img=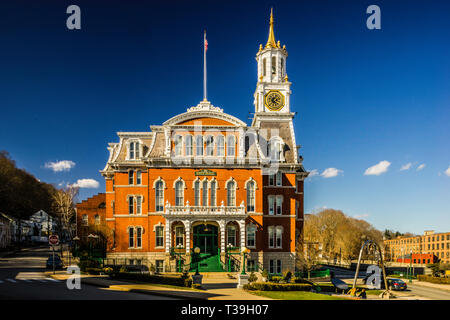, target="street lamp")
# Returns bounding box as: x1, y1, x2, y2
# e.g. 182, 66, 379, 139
241, 247, 249, 275
176, 244, 183, 272
227, 243, 233, 272
70, 236, 80, 265
409, 249, 413, 283
194, 247, 201, 275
